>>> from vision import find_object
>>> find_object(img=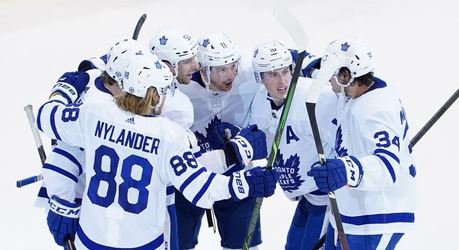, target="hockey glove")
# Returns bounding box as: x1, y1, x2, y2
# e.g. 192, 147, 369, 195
50, 71, 89, 104
229, 167, 278, 201
224, 124, 268, 167
47, 195, 80, 246
207, 121, 240, 150
307, 156, 363, 193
